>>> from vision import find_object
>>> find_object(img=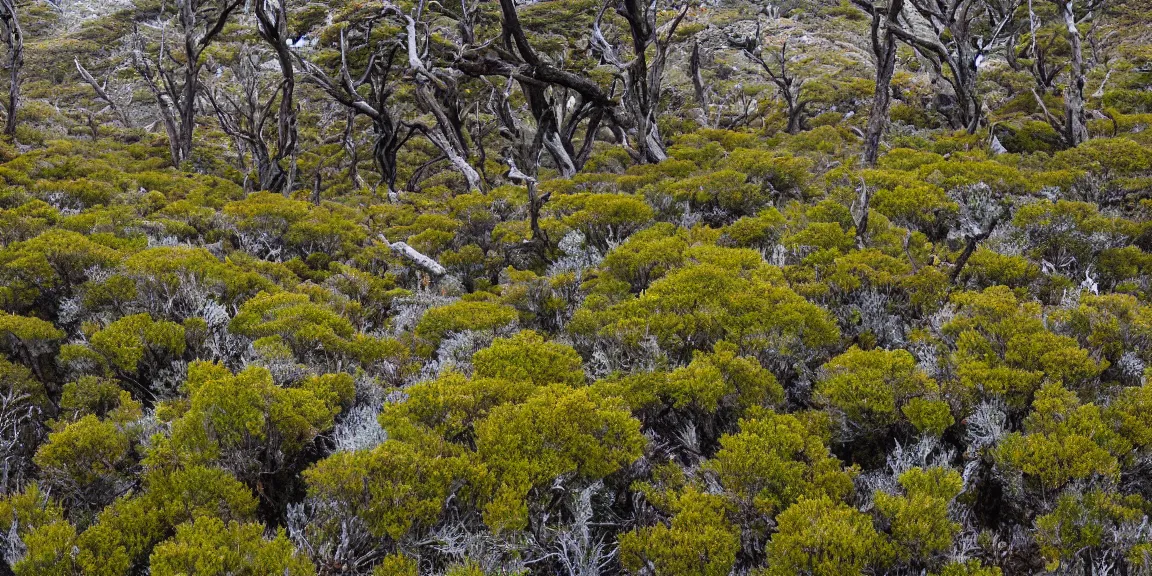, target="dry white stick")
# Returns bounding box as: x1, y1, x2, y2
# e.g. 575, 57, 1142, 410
378, 234, 446, 278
